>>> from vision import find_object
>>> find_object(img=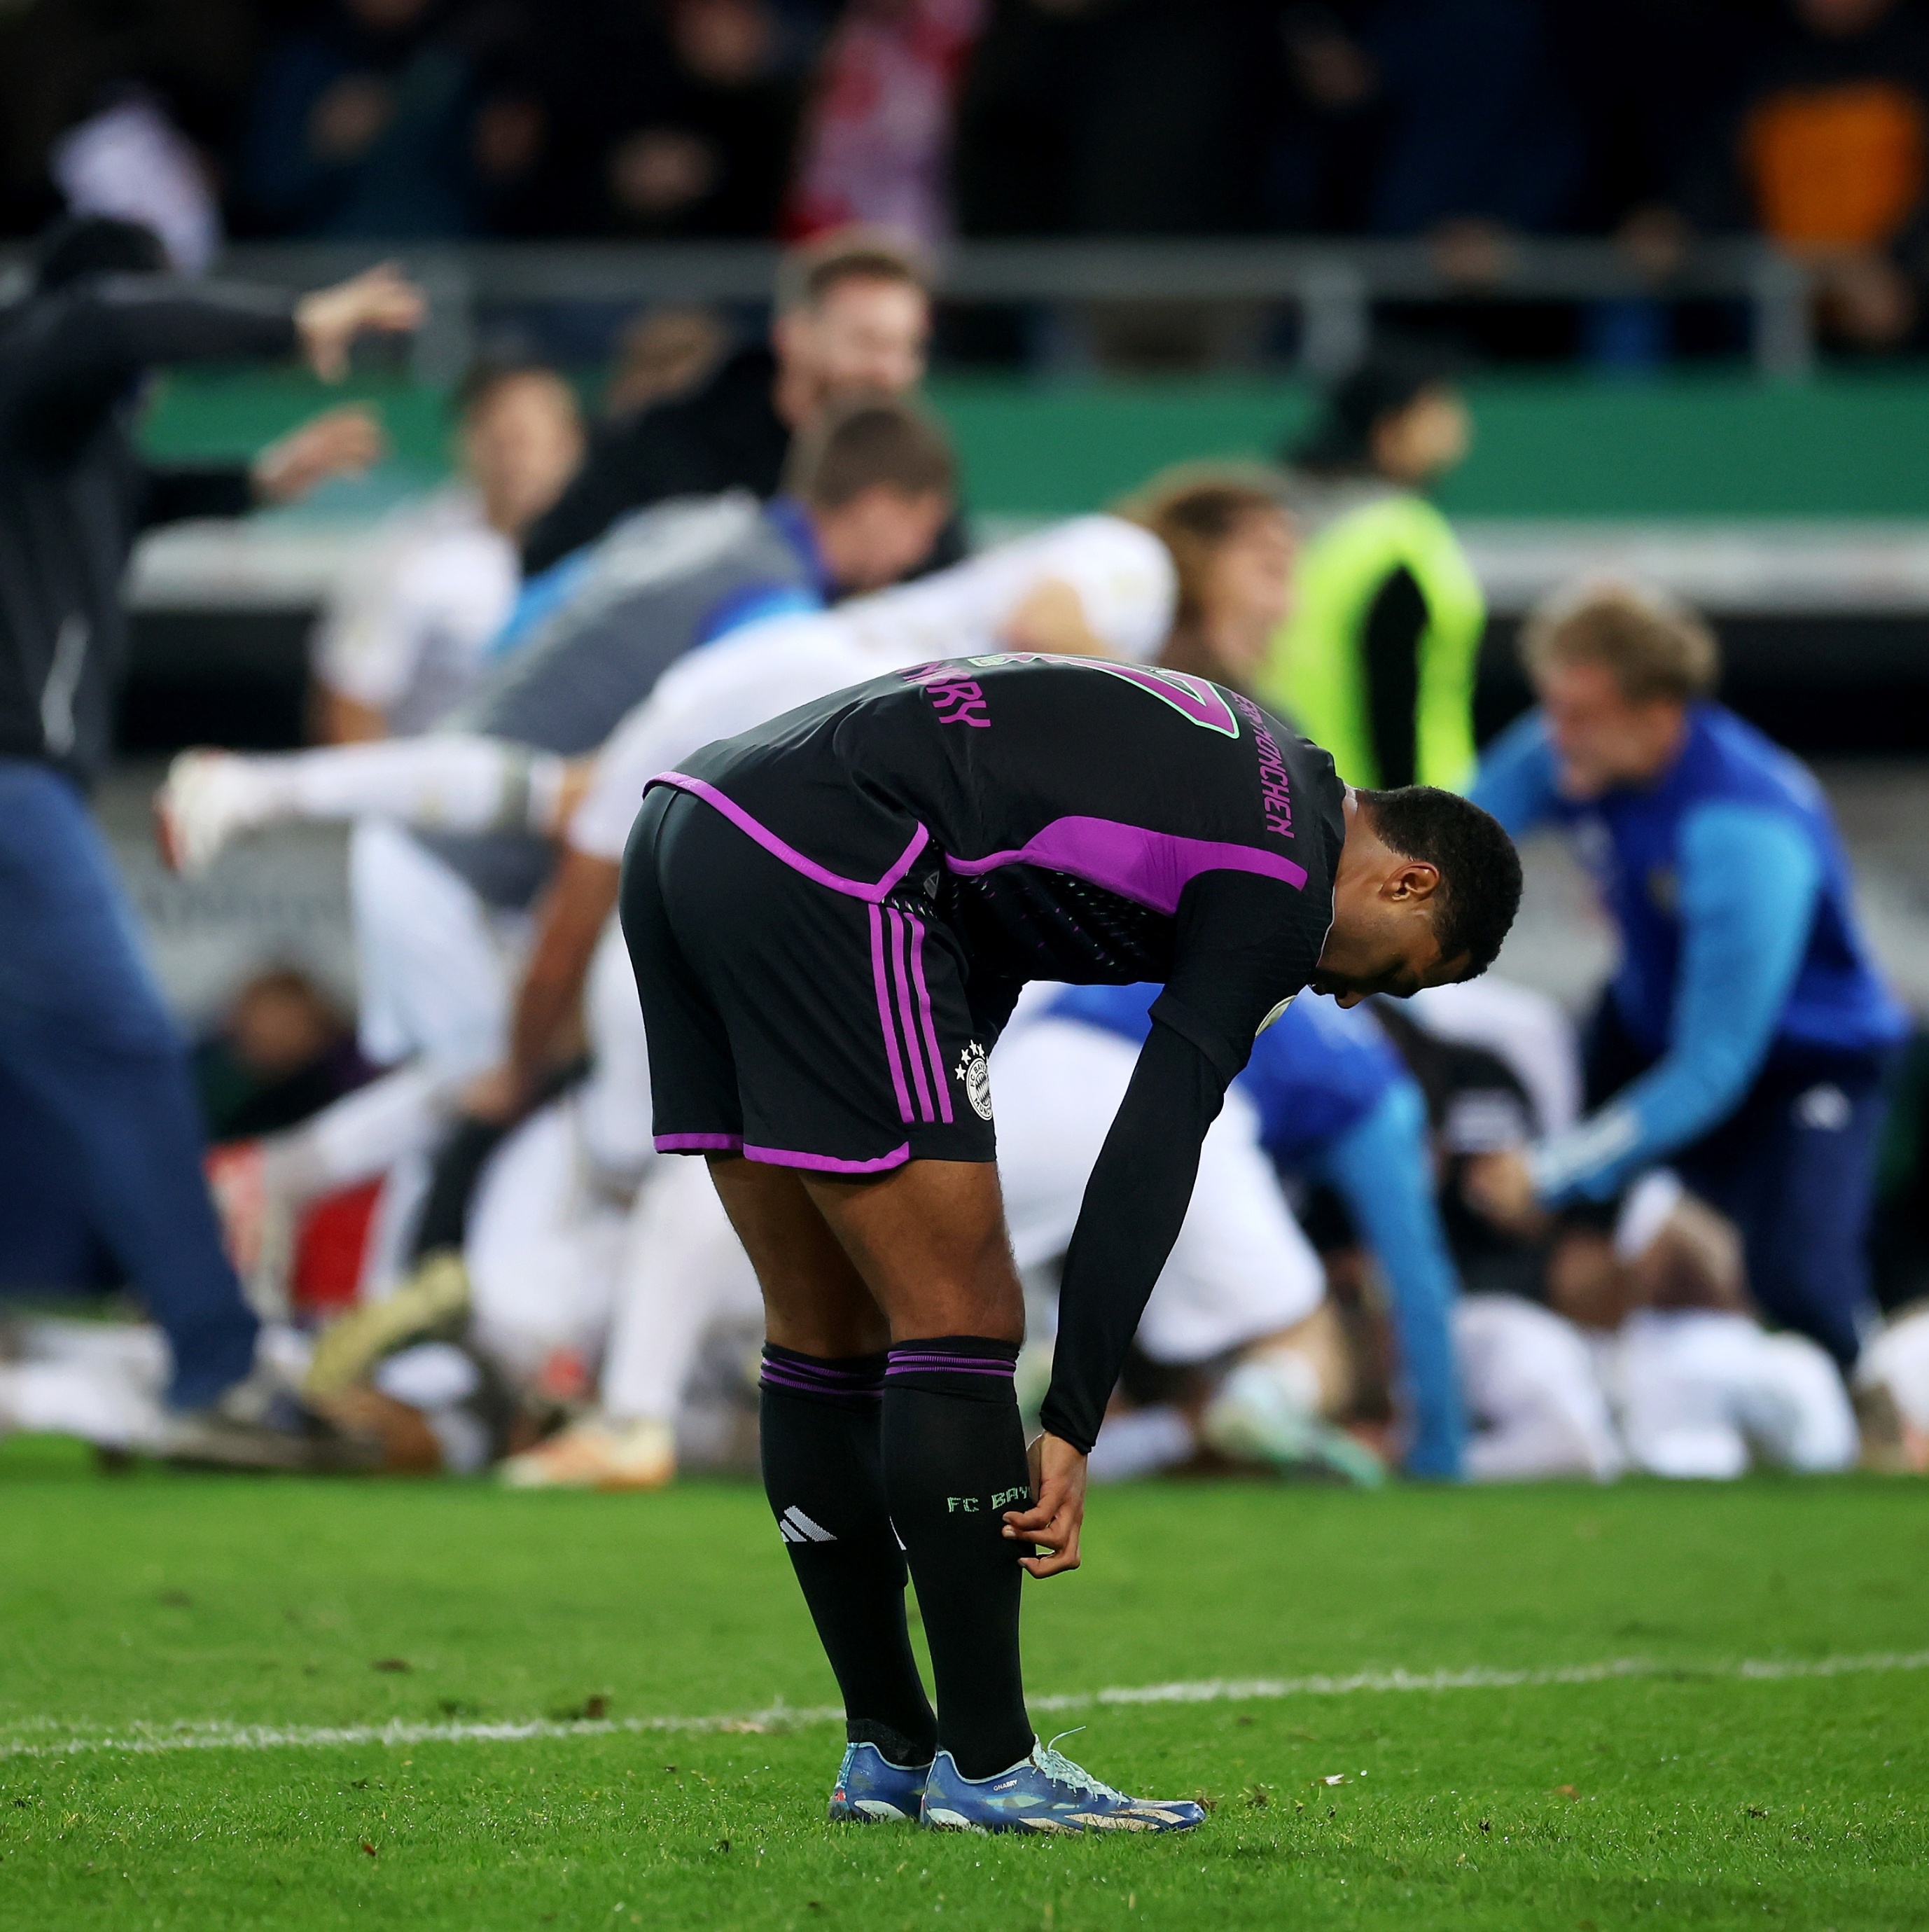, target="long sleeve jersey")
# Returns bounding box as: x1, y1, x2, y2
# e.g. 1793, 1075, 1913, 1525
1472, 703, 1905, 1204
0, 274, 298, 785
653, 652, 1346, 1452
1049, 982, 1465, 1475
